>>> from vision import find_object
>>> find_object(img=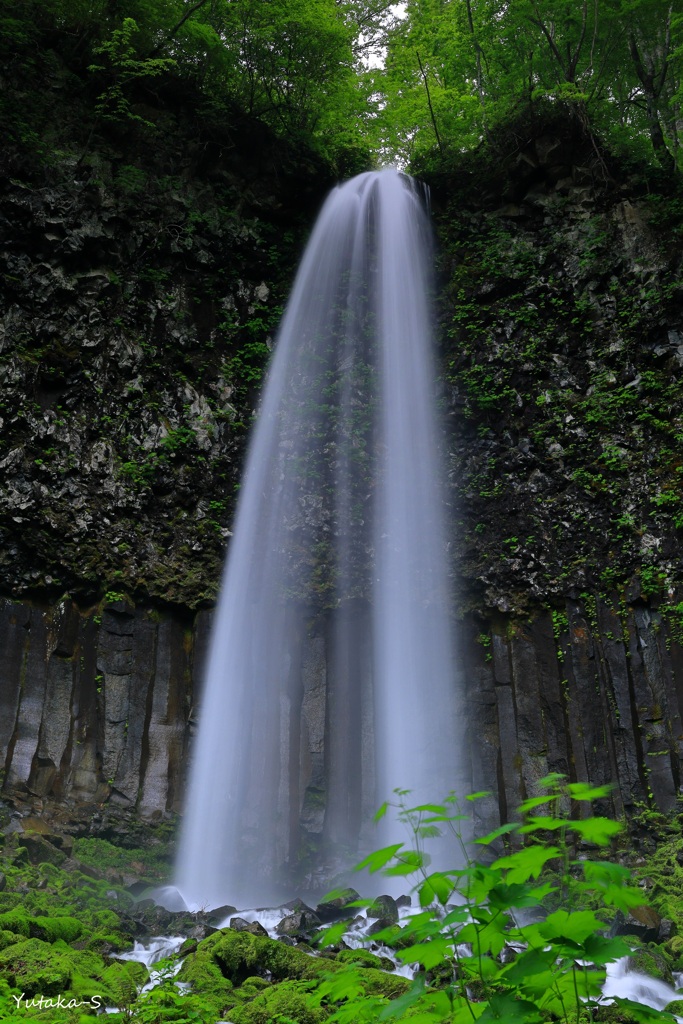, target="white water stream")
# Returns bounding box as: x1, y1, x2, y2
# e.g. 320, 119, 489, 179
175, 169, 465, 910
115, 927, 683, 1019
